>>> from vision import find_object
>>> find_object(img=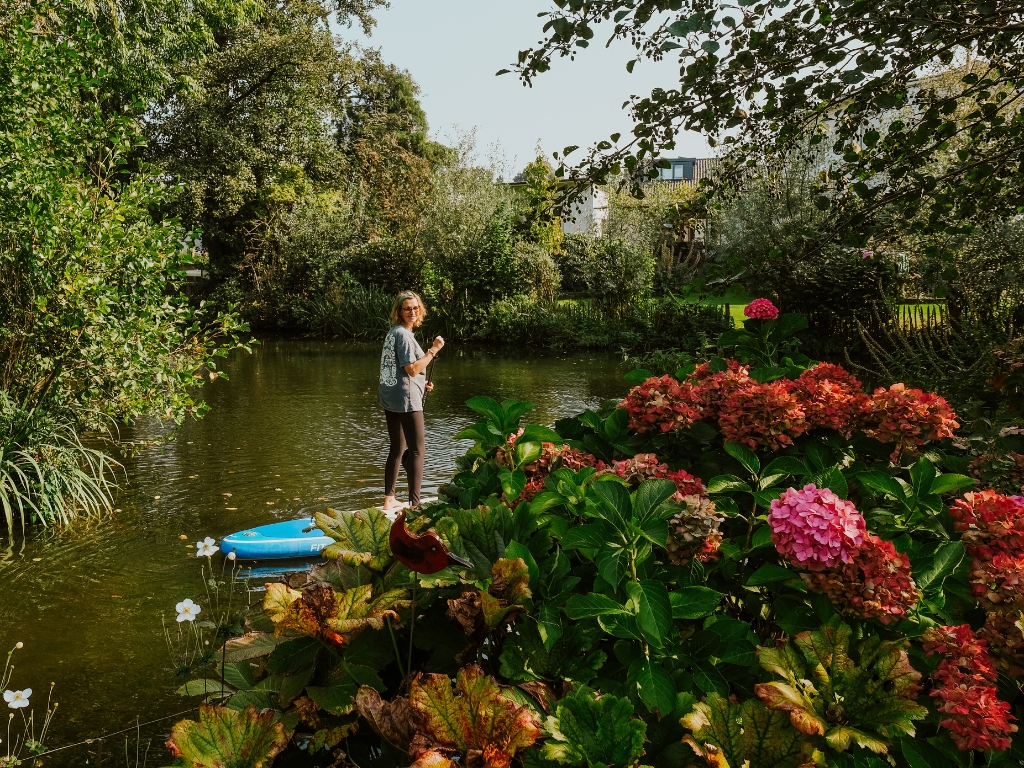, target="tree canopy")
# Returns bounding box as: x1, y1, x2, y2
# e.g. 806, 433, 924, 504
510, 1, 1024, 243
